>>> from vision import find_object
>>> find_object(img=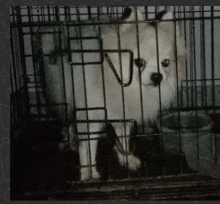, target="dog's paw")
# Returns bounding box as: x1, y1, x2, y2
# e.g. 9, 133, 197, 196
58, 141, 69, 151
58, 142, 65, 150
80, 167, 91, 181
92, 167, 101, 180
127, 155, 141, 171
80, 167, 100, 181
